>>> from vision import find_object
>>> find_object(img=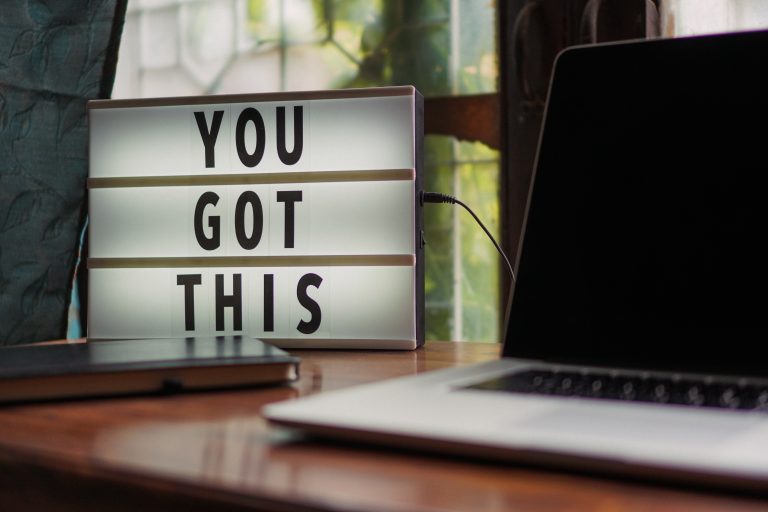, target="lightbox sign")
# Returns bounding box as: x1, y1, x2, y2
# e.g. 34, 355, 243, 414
87, 87, 424, 349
